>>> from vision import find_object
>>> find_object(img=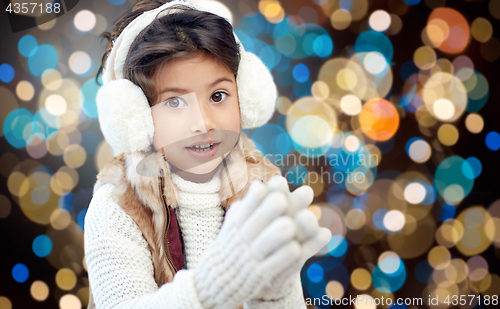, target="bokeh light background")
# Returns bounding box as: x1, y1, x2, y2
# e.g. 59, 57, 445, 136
1, 0, 500, 308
